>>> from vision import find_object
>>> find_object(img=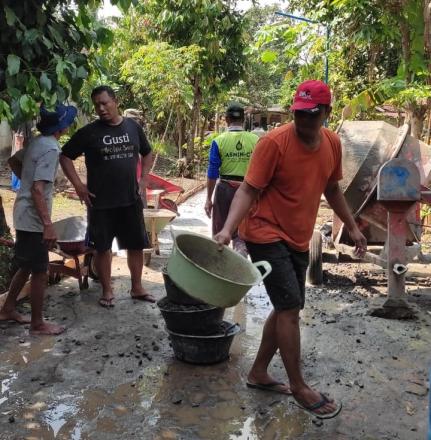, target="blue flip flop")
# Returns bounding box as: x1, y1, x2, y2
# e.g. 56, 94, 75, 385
294, 392, 342, 419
